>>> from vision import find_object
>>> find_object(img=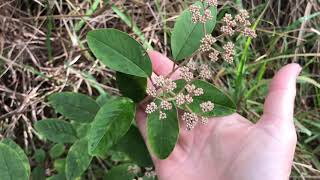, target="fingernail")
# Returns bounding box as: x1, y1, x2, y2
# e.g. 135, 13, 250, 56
292, 63, 302, 78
